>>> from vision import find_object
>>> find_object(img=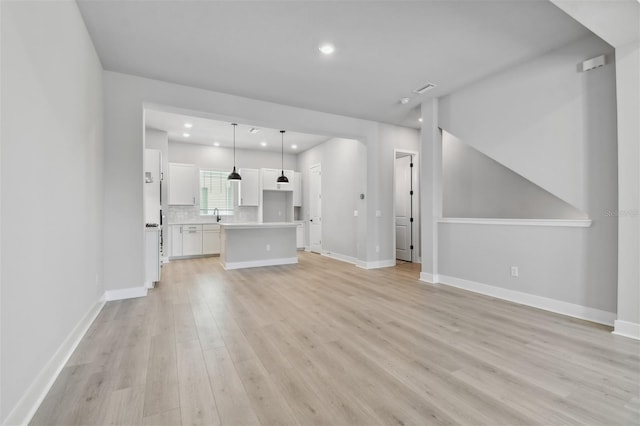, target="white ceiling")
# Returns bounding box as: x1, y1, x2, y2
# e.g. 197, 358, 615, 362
145, 109, 330, 153
78, 1, 590, 127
